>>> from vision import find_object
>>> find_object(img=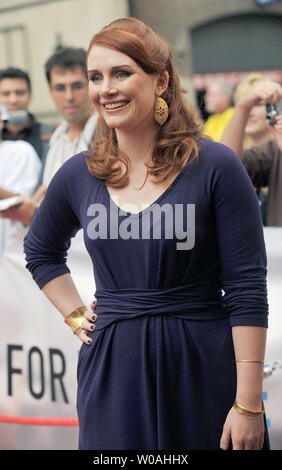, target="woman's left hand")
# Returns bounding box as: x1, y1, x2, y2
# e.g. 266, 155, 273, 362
220, 406, 265, 450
